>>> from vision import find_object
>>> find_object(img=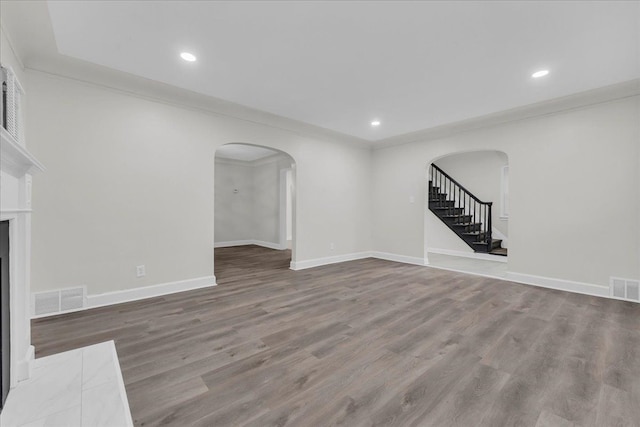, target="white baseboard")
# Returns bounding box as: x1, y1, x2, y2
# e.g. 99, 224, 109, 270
370, 251, 427, 266
425, 264, 507, 281
290, 252, 371, 270
87, 275, 217, 309
290, 250, 428, 270
253, 240, 286, 250
31, 275, 217, 319
428, 248, 508, 263
214, 240, 254, 248
505, 271, 609, 298
215, 240, 286, 250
